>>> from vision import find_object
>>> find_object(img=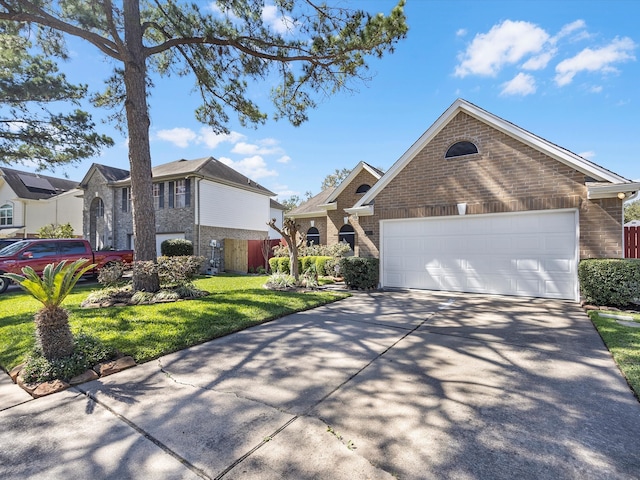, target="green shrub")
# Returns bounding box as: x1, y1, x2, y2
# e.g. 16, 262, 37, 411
161, 238, 193, 257
341, 257, 379, 290
156, 256, 205, 287
578, 259, 640, 307
315, 256, 332, 276
269, 257, 279, 272
301, 256, 315, 272
21, 333, 116, 383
